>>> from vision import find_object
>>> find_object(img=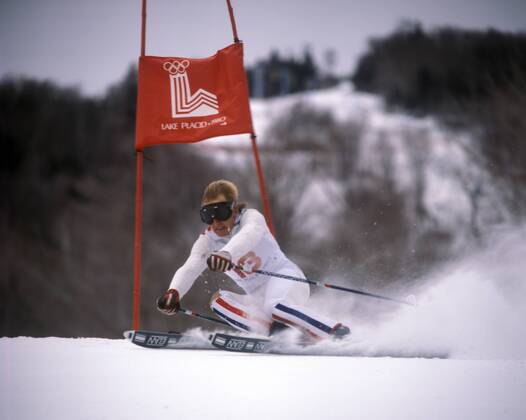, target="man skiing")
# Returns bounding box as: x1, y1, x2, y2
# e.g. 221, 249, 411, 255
157, 179, 350, 339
